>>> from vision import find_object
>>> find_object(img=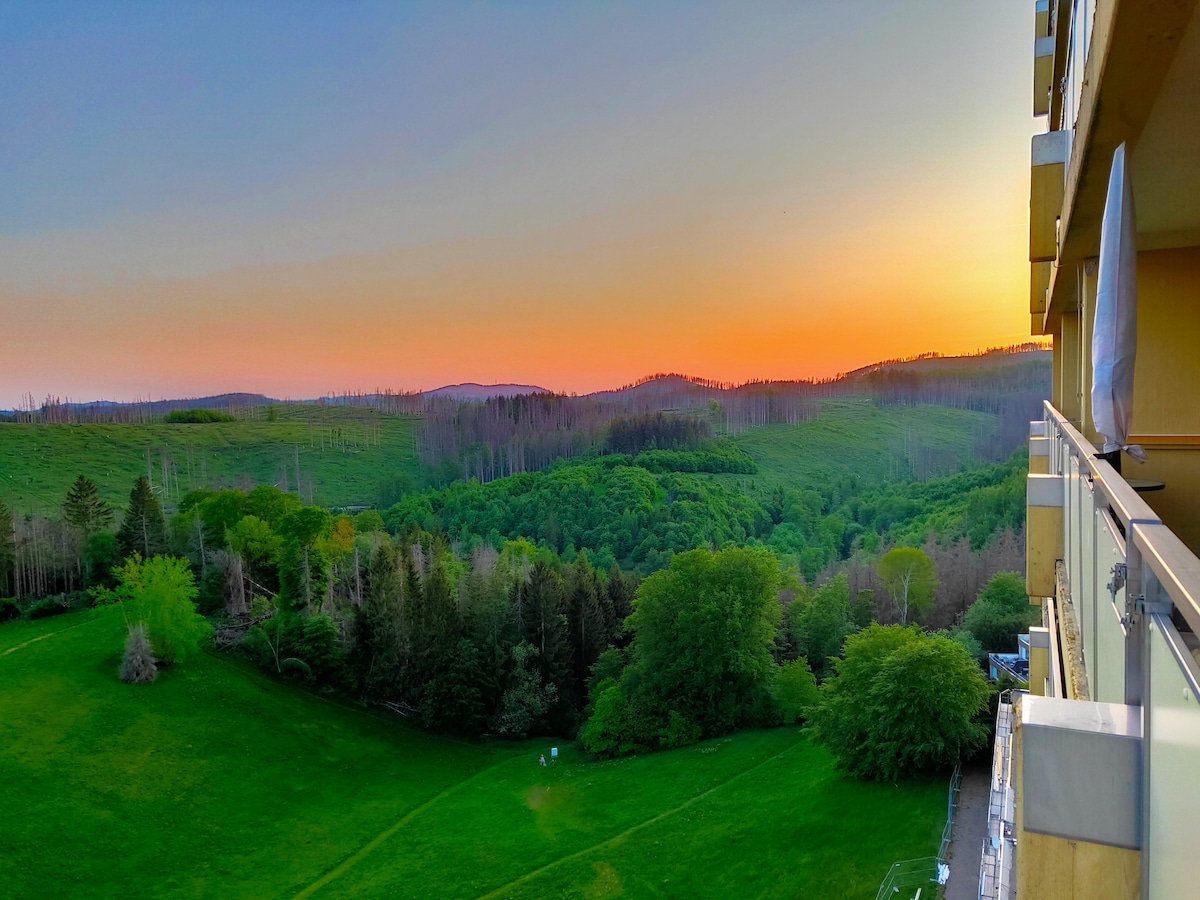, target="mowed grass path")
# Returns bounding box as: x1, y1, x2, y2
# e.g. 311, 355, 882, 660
1, 610, 947, 899
0, 406, 418, 515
